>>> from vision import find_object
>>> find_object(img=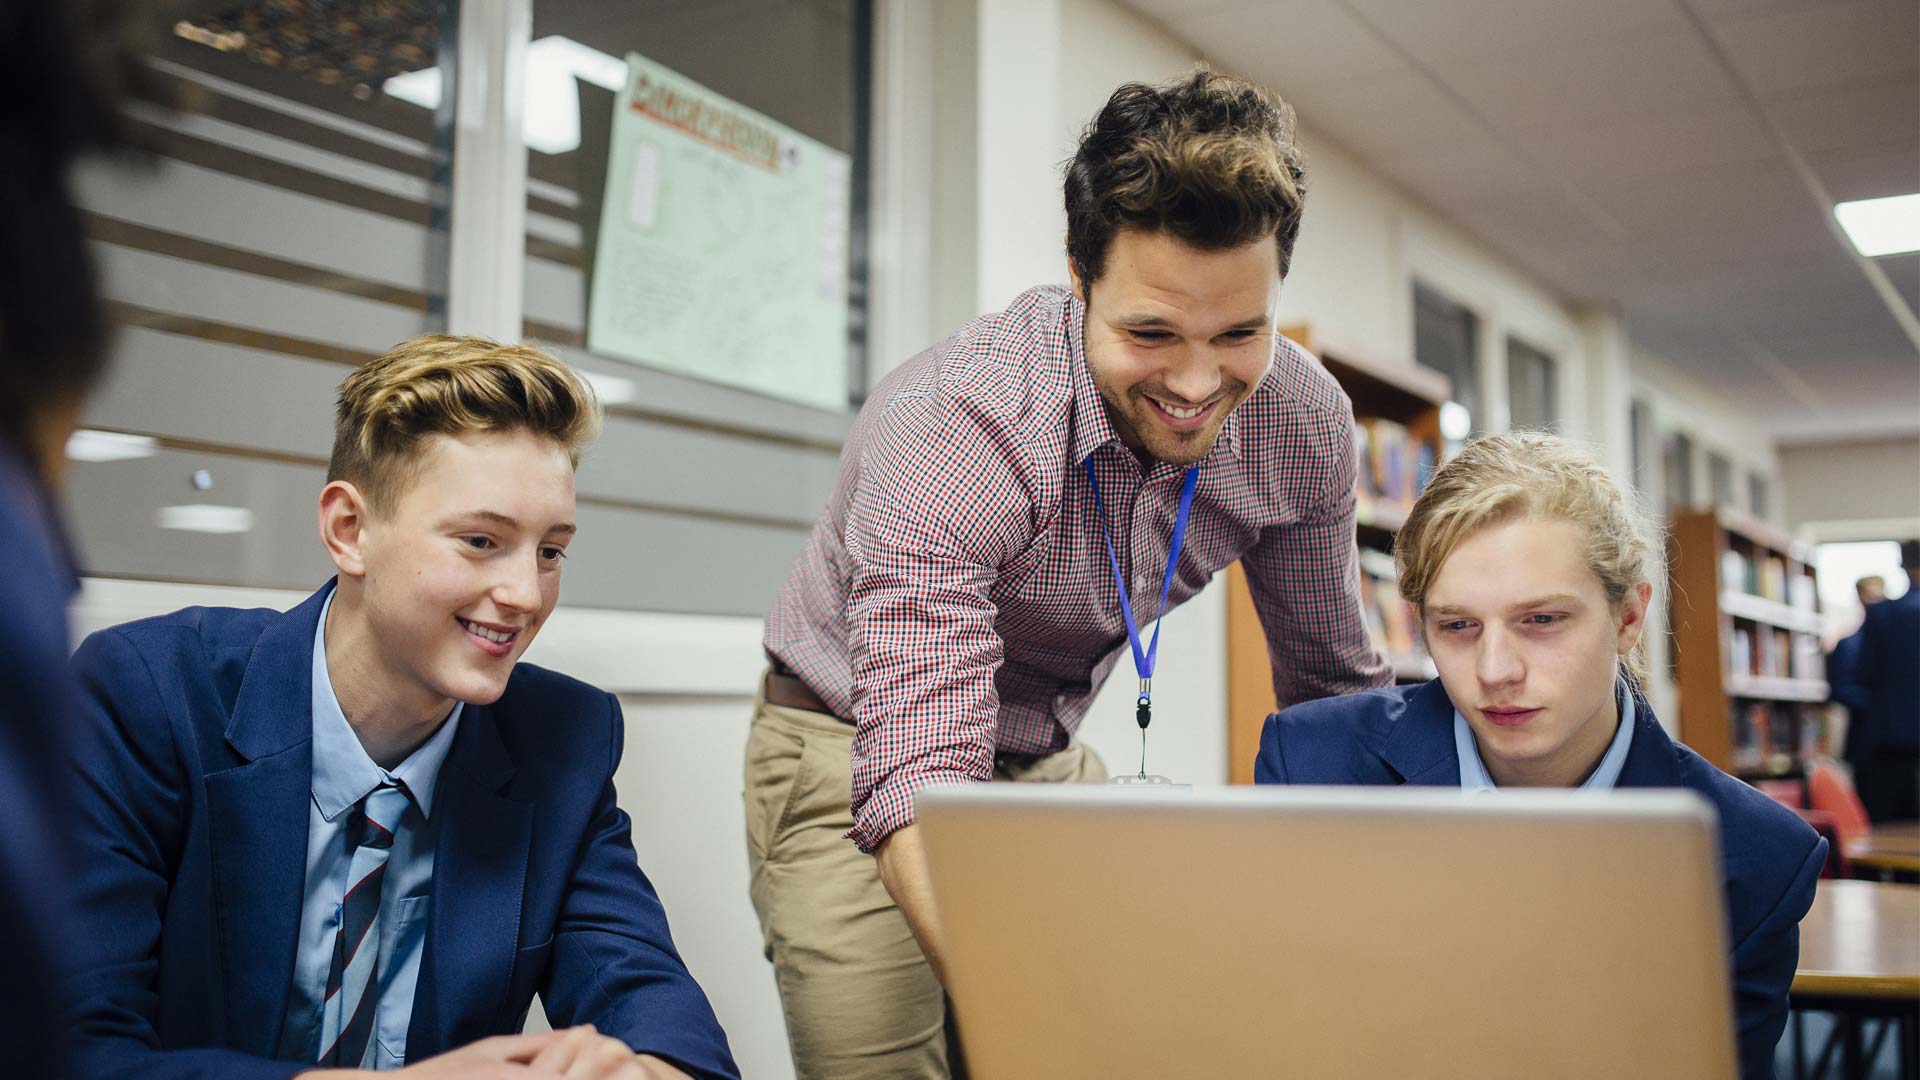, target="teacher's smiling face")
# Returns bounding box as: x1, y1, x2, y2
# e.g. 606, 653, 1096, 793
1071, 226, 1282, 468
